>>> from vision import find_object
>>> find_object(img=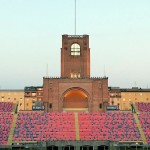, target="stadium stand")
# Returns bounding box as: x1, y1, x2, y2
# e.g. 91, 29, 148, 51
136, 102, 150, 112
0, 102, 14, 112
135, 102, 150, 143
78, 112, 141, 141
0, 102, 150, 149
138, 113, 150, 143
13, 112, 76, 142
0, 112, 14, 145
